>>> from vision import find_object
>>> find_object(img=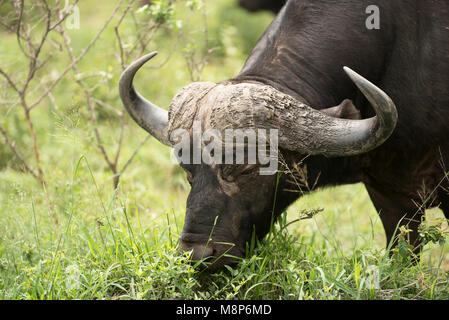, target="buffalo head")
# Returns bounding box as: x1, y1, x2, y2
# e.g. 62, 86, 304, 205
119, 52, 397, 270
